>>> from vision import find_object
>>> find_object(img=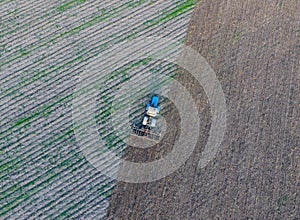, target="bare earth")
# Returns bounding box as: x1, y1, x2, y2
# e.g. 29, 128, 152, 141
107, 0, 300, 219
